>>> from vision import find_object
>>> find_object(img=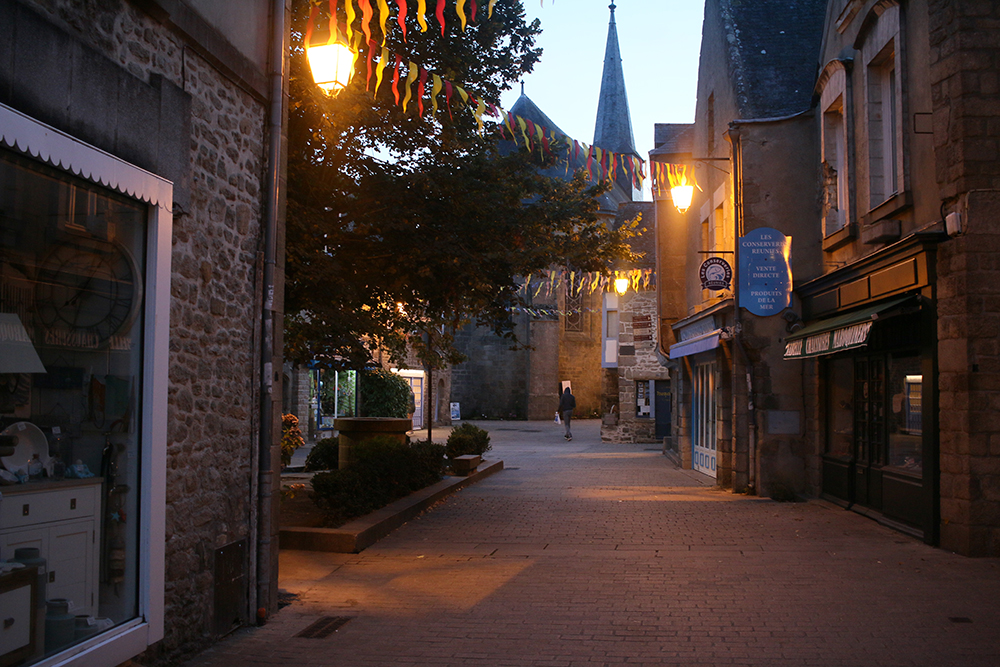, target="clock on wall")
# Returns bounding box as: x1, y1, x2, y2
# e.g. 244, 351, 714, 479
34, 237, 143, 348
